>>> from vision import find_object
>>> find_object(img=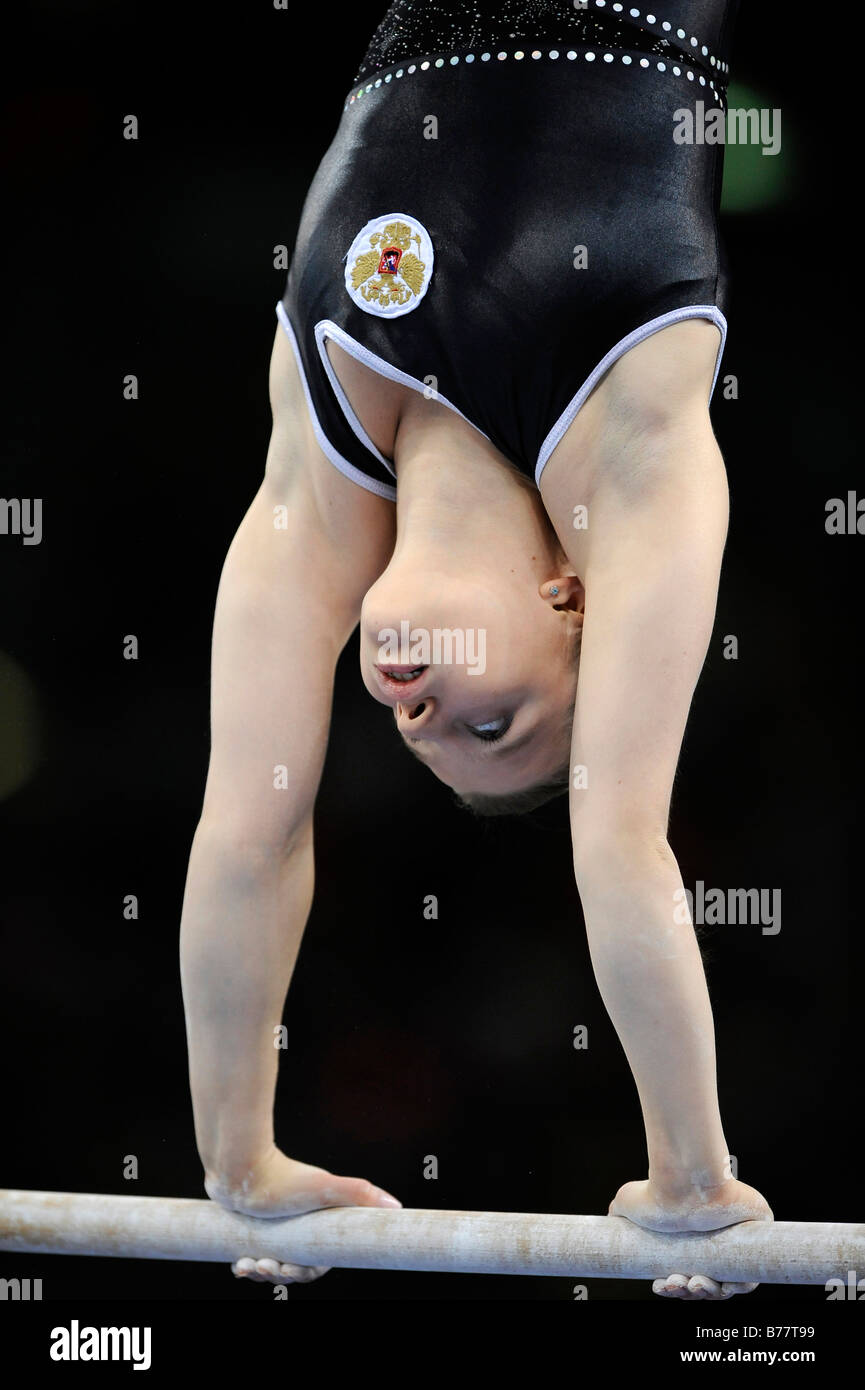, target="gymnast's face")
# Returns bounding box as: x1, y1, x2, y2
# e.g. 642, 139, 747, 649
358, 568, 582, 795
